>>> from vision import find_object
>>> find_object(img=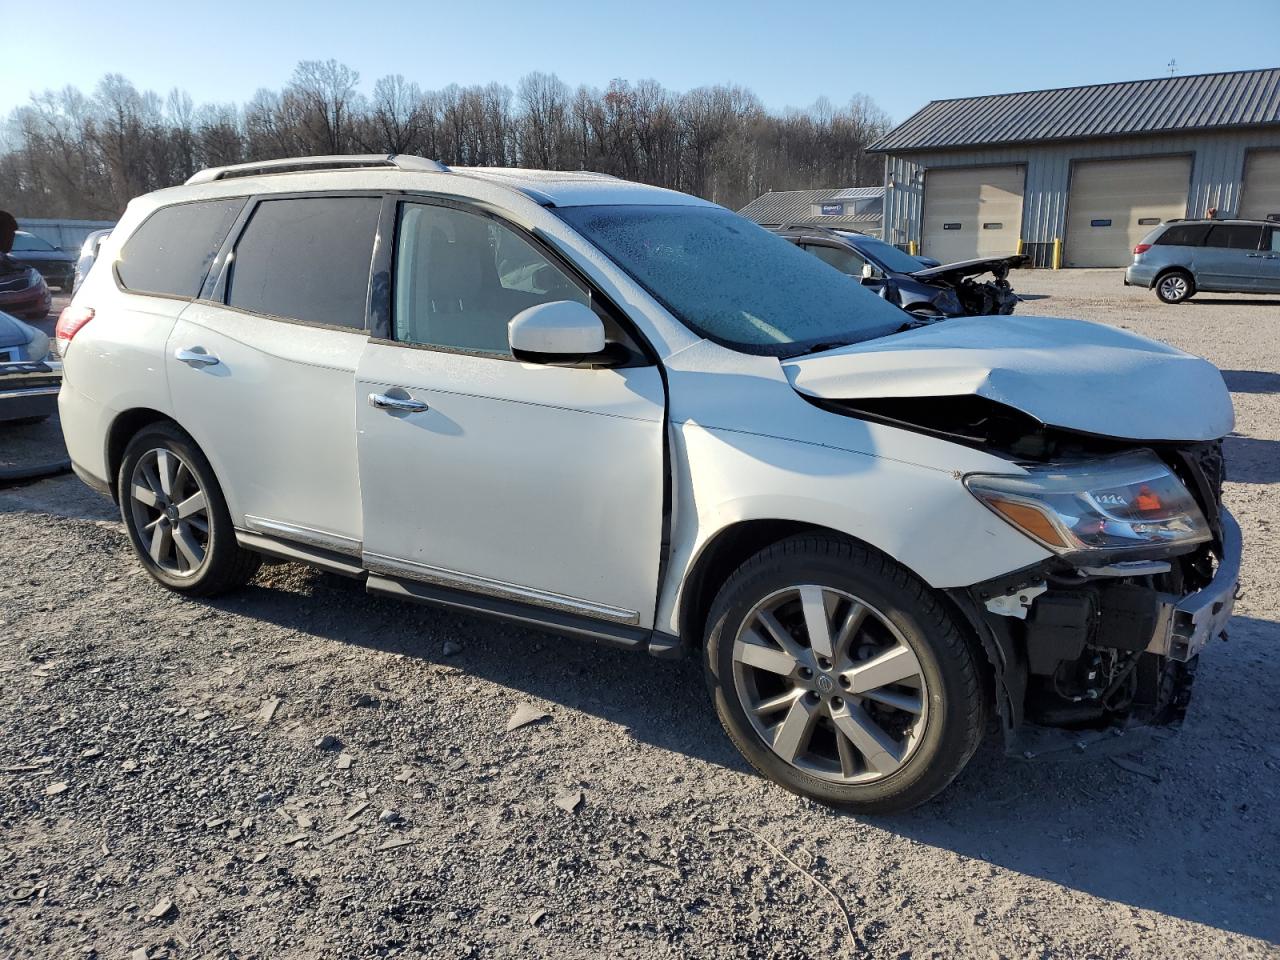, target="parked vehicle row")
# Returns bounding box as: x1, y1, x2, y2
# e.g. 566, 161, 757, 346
58, 156, 1238, 811
1127, 218, 1280, 303
0, 254, 52, 322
